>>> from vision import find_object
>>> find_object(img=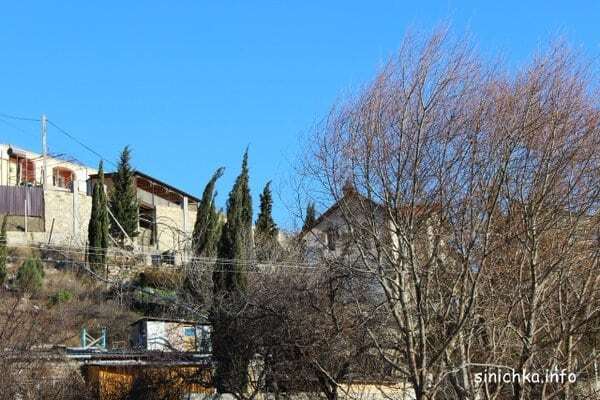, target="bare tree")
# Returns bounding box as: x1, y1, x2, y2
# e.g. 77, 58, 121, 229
299, 29, 600, 400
